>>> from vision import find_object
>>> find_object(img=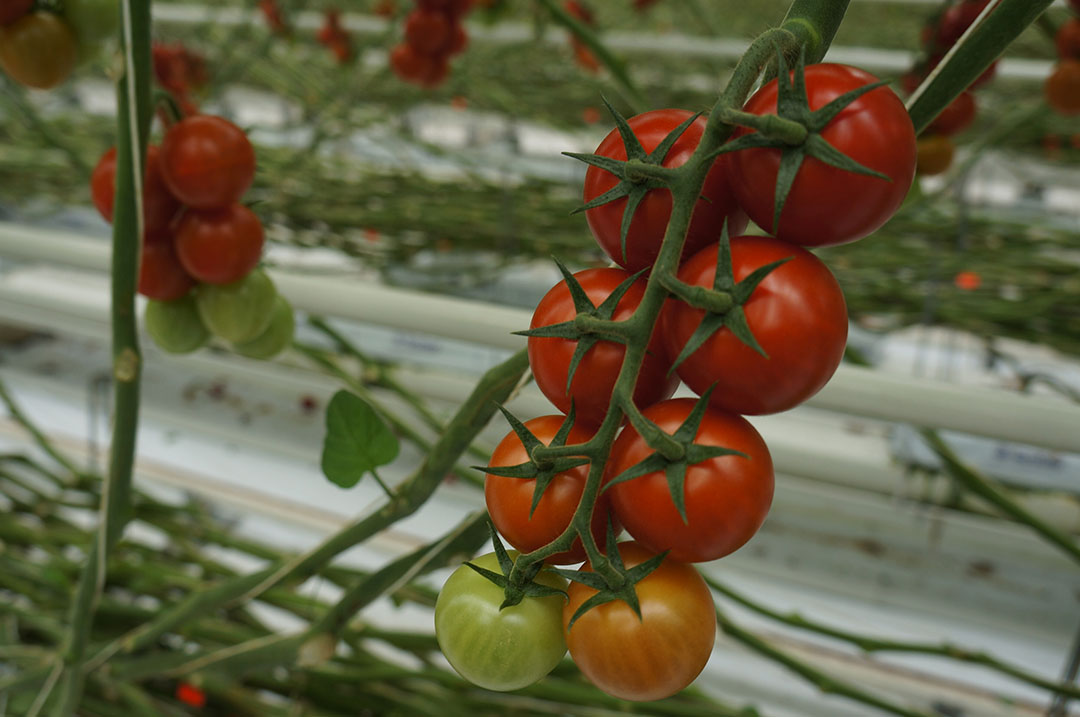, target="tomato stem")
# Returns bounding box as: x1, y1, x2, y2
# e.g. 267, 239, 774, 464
719, 107, 808, 145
